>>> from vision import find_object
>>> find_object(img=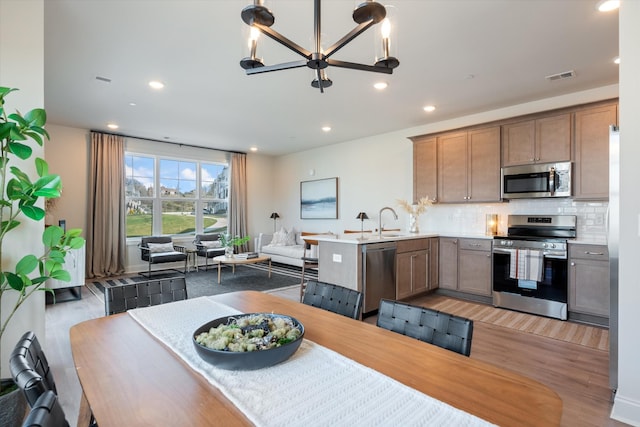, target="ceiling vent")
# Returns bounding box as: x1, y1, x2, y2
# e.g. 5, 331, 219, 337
545, 70, 576, 81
